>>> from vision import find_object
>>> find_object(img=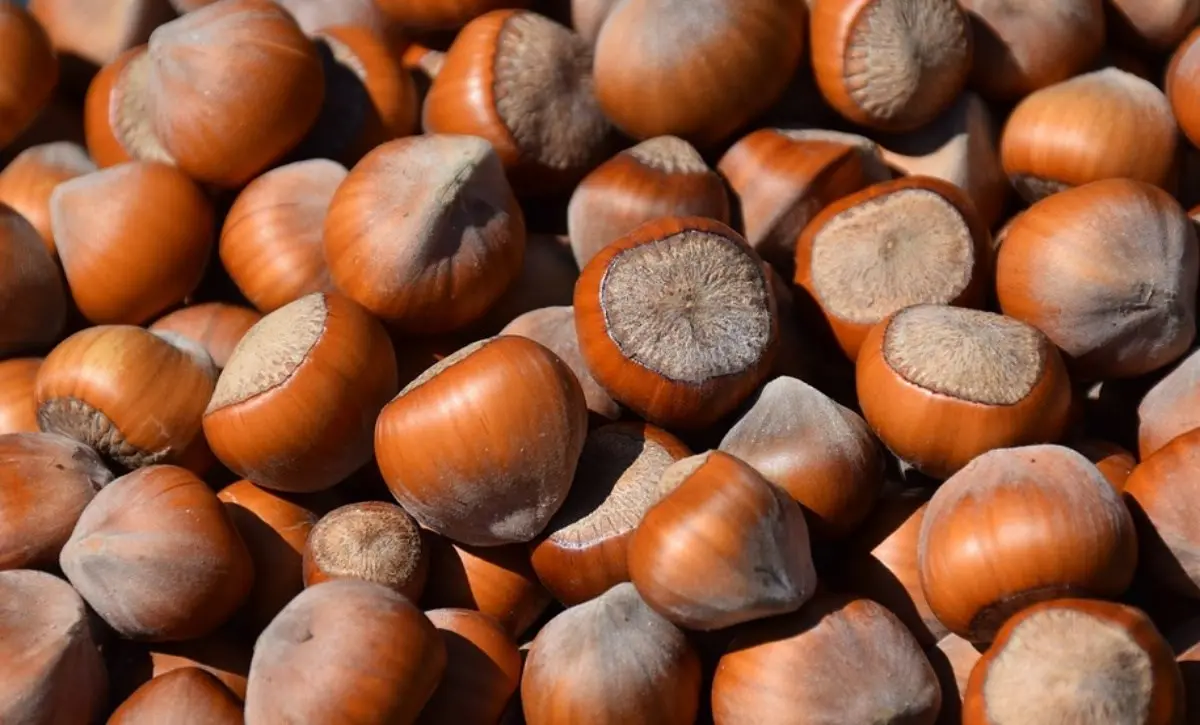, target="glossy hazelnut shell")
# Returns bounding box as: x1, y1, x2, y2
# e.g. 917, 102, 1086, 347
0, 141, 96, 256
421, 9, 609, 194
245, 579, 447, 724
712, 595, 942, 725
36, 325, 215, 469
995, 178, 1198, 380
0, 570, 107, 725
918, 445, 1138, 643
0, 3, 58, 148
574, 216, 779, 430
145, 0, 326, 187
963, 599, 1184, 724
29, 0, 174, 69
0, 358, 41, 435
82, 45, 163, 169
856, 309, 1073, 479
50, 161, 214, 325
108, 667, 243, 724
59, 465, 254, 641
999, 68, 1178, 200
217, 480, 319, 631
566, 137, 730, 269
530, 422, 692, 605
219, 158, 342, 313
375, 335, 588, 546
0, 205, 66, 355
322, 135, 526, 333
719, 375, 885, 539
203, 293, 399, 494
419, 608, 523, 724
795, 176, 991, 362
420, 537, 552, 638
592, 0, 808, 146
627, 451, 817, 630
959, 0, 1105, 101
